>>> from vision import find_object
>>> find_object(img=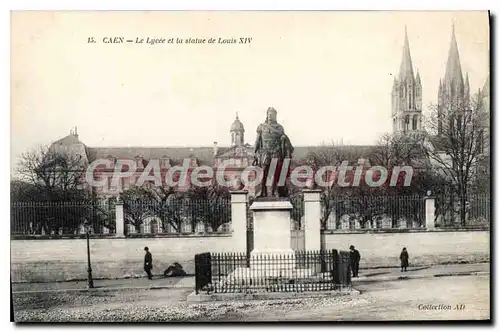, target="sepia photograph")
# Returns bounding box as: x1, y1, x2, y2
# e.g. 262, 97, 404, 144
10, 10, 491, 322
